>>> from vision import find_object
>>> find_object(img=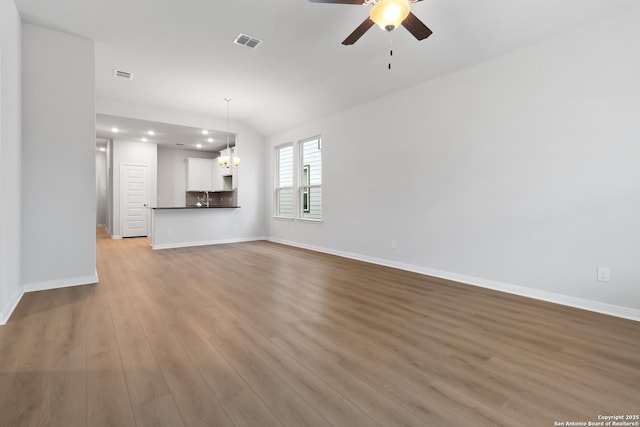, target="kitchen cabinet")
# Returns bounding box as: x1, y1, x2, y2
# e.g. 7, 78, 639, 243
216, 164, 237, 191
219, 163, 232, 177
210, 162, 224, 192
186, 157, 215, 191
187, 157, 233, 192
217, 164, 231, 191
231, 167, 238, 190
